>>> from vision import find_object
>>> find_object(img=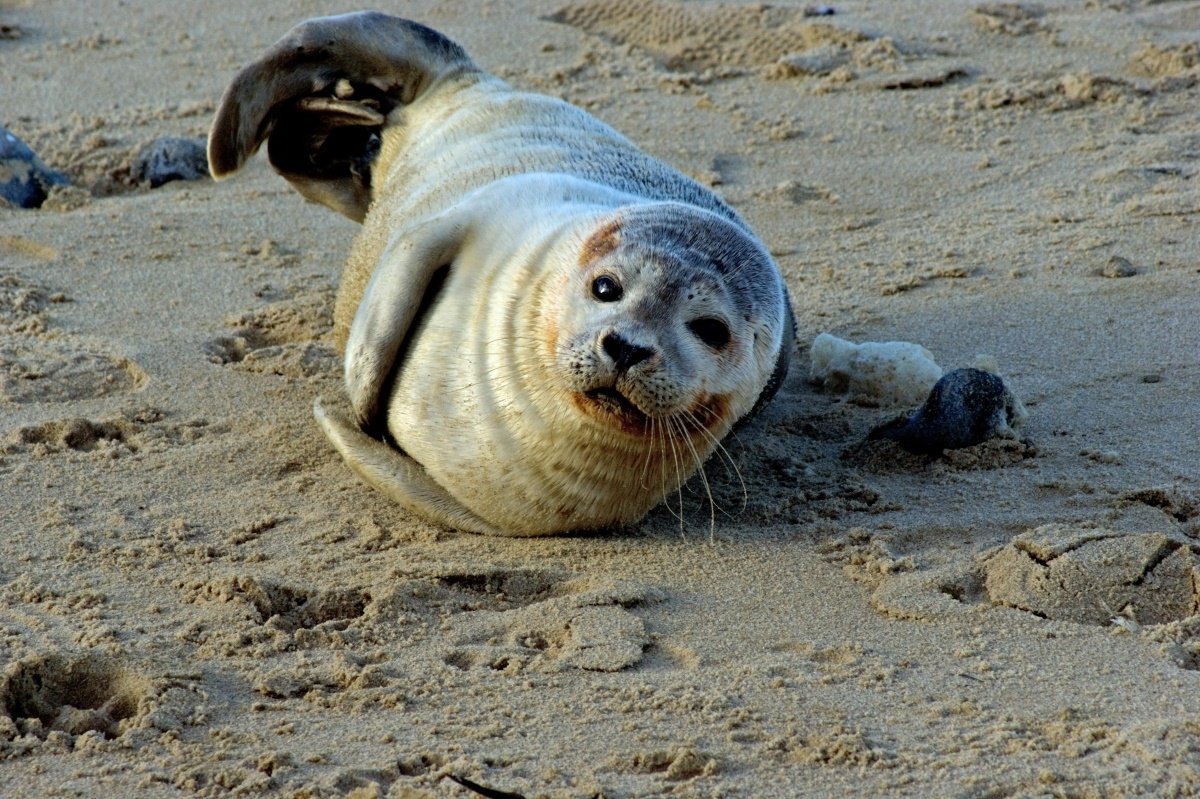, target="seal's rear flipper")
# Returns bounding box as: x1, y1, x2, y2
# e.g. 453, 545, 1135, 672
313, 397, 505, 536
208, 12, 477, 221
